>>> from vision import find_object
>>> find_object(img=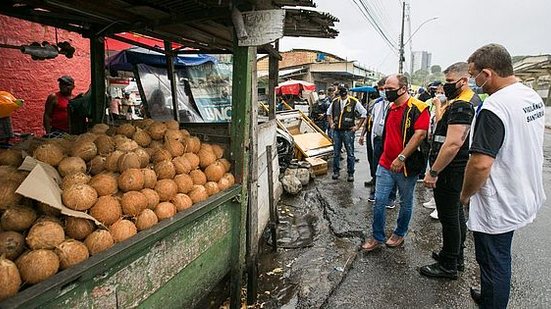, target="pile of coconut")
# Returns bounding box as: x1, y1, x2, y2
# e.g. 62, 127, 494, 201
0, 119, 234, 300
